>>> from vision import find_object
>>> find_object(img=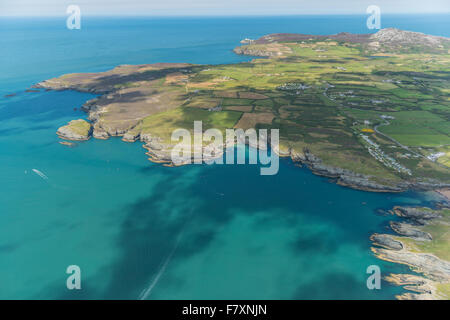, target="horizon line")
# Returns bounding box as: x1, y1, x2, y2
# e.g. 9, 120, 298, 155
1, 12, 450, 18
